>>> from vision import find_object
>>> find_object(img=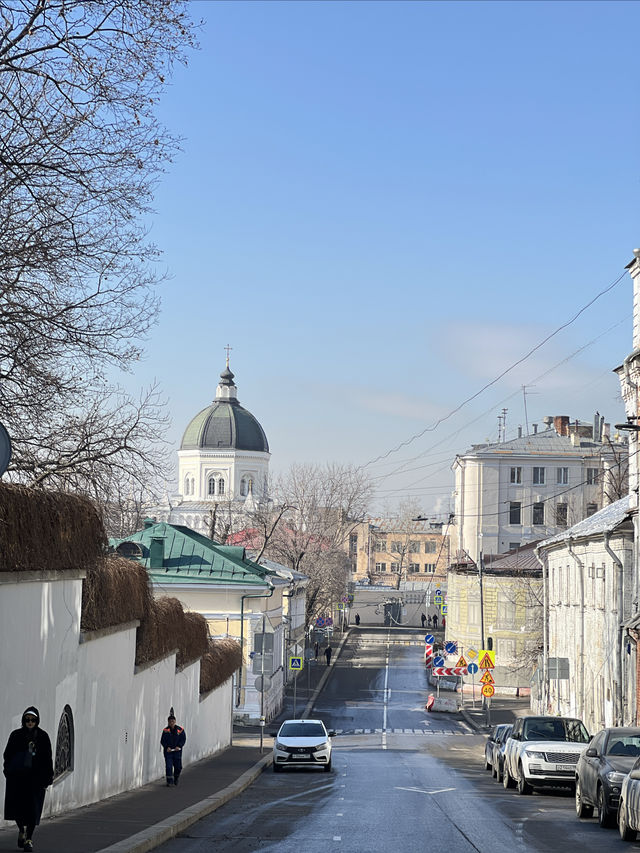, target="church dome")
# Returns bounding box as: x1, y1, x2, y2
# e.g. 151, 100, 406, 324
180, 367, 269, 453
